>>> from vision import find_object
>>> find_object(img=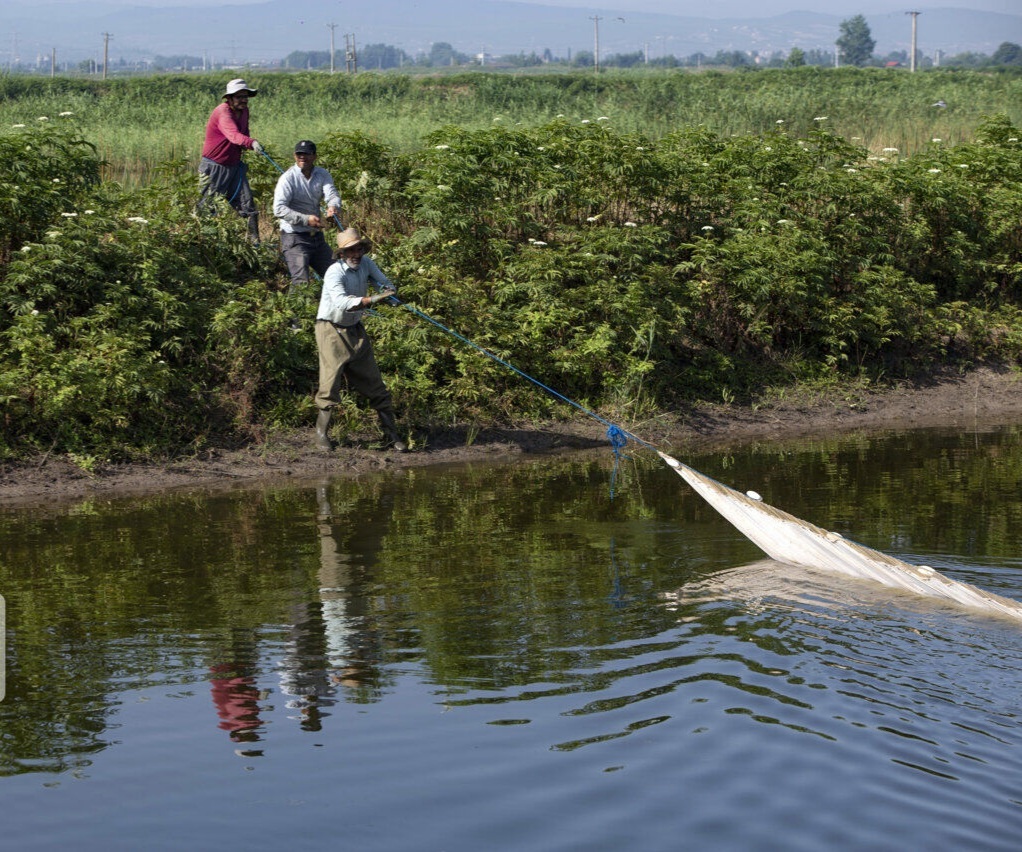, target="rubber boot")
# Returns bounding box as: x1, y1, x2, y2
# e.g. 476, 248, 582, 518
315, 408, 333, 451
377, 409, 408, 453
247, 212, 261, 246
